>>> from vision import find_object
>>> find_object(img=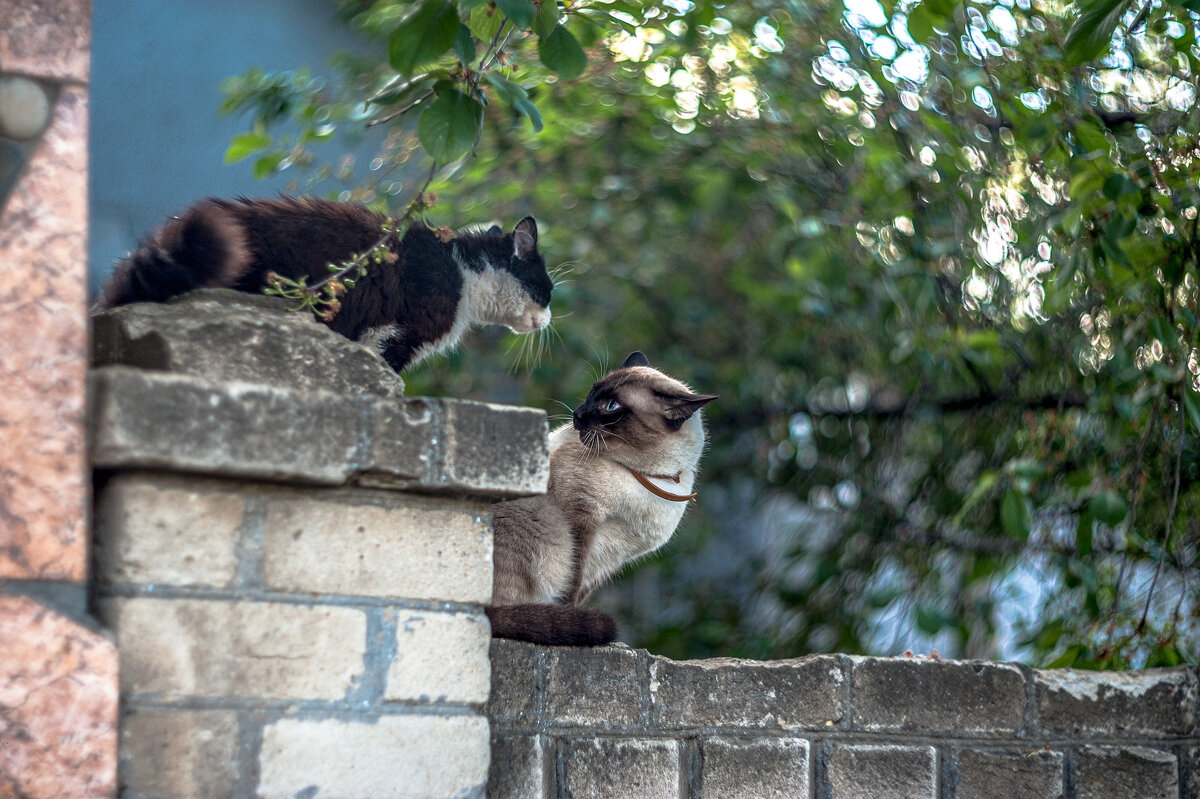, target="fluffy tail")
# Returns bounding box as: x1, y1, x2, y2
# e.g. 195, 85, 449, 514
486, 604, 618, 647
97, 201, 250, 309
